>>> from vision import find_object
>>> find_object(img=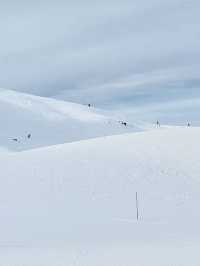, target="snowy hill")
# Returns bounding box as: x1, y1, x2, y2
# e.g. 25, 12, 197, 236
1, 127, 200, 265
0, 88, 139, 152
1, 0, 200, 264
